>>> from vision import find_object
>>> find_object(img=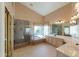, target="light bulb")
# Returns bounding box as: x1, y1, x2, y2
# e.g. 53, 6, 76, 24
71, 17, 74, 20
75, 3, 79, 10
72, 20, 76, 23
